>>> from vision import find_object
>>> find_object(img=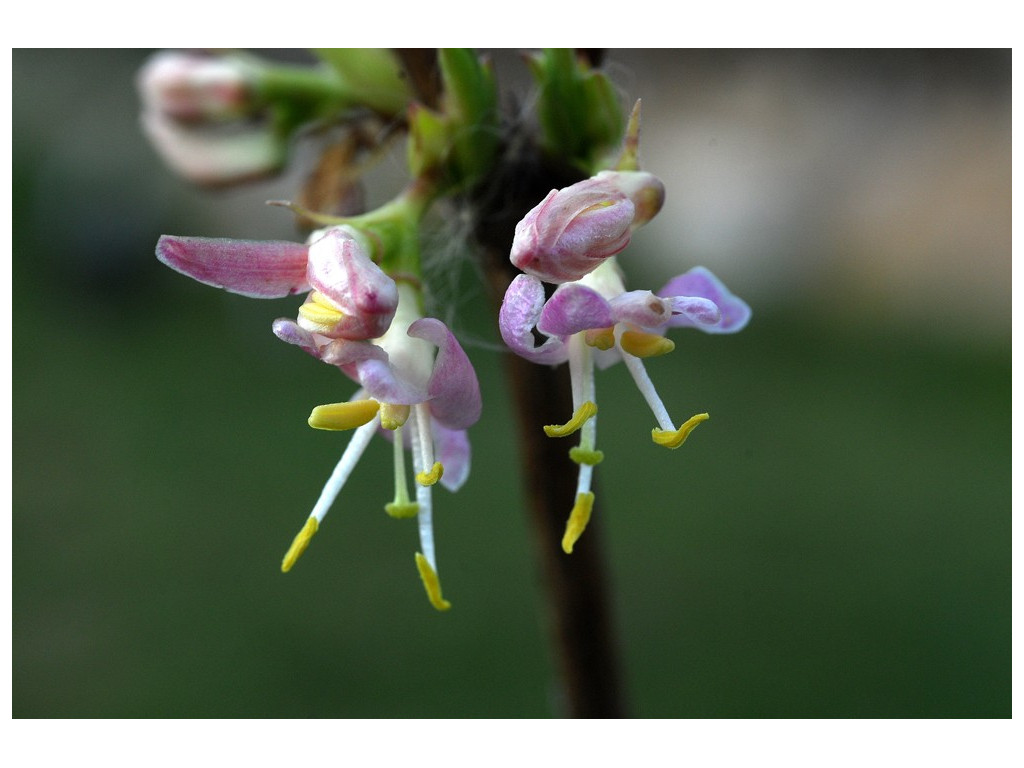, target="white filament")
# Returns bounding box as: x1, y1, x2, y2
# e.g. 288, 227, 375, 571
408, 407, 437, 571
310, 416, 380, 523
